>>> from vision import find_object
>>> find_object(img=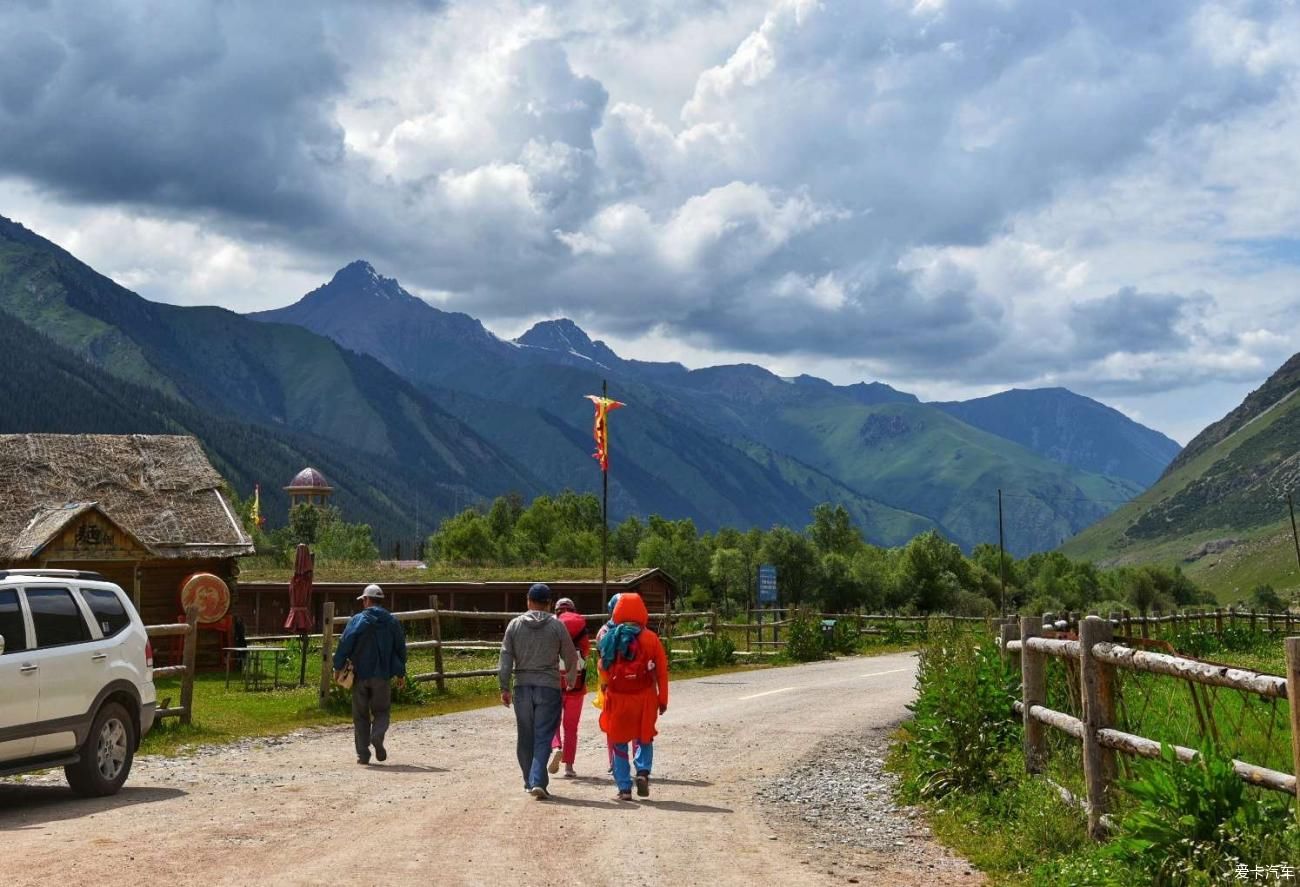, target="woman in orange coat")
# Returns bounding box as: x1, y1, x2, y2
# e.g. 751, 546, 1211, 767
597, 592, 669, 801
